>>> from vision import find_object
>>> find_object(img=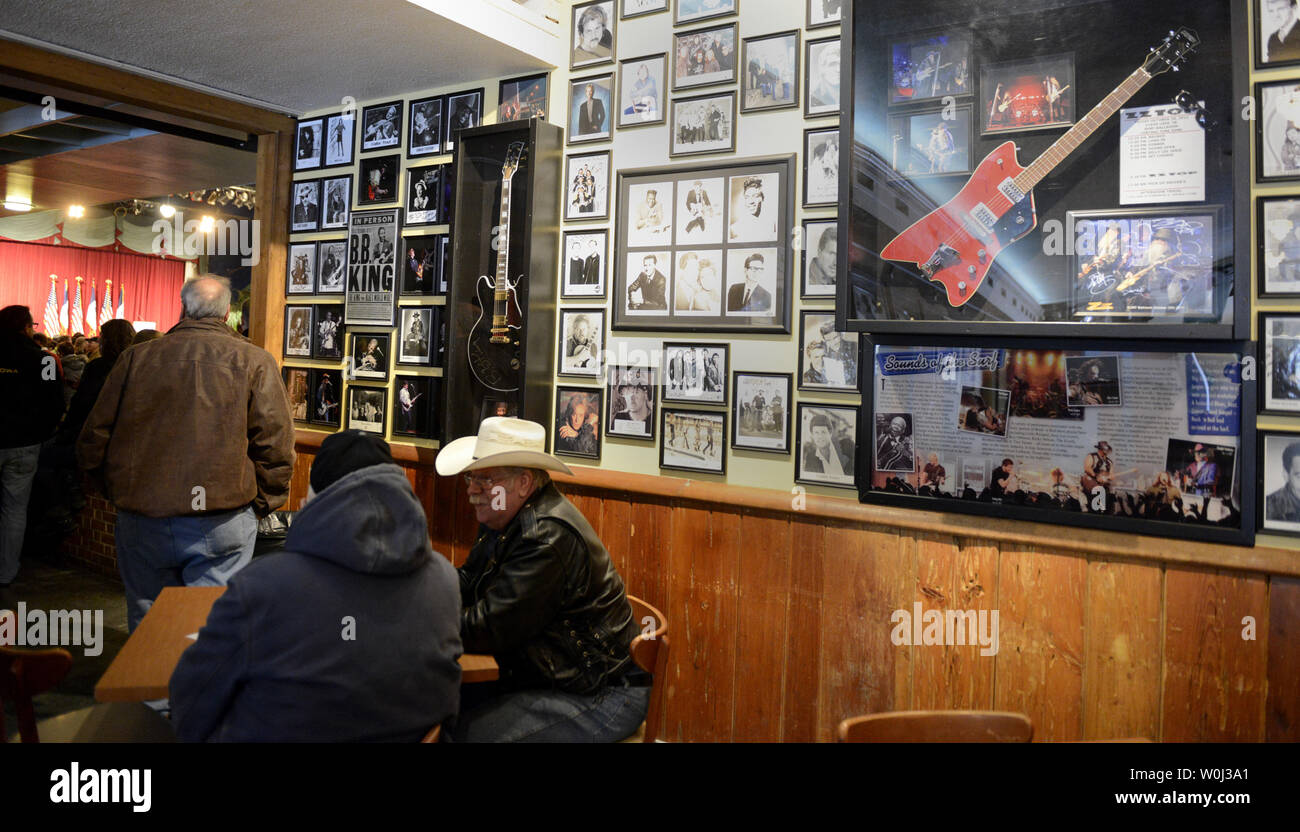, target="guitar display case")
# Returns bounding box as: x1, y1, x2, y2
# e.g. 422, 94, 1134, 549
443, 119, 562, 443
